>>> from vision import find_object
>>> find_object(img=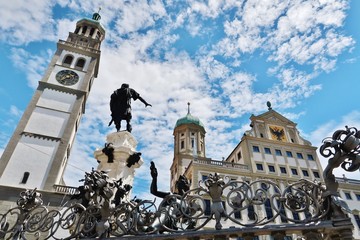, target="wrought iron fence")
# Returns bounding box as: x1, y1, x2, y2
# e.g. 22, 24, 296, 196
0, 126, 358, 239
